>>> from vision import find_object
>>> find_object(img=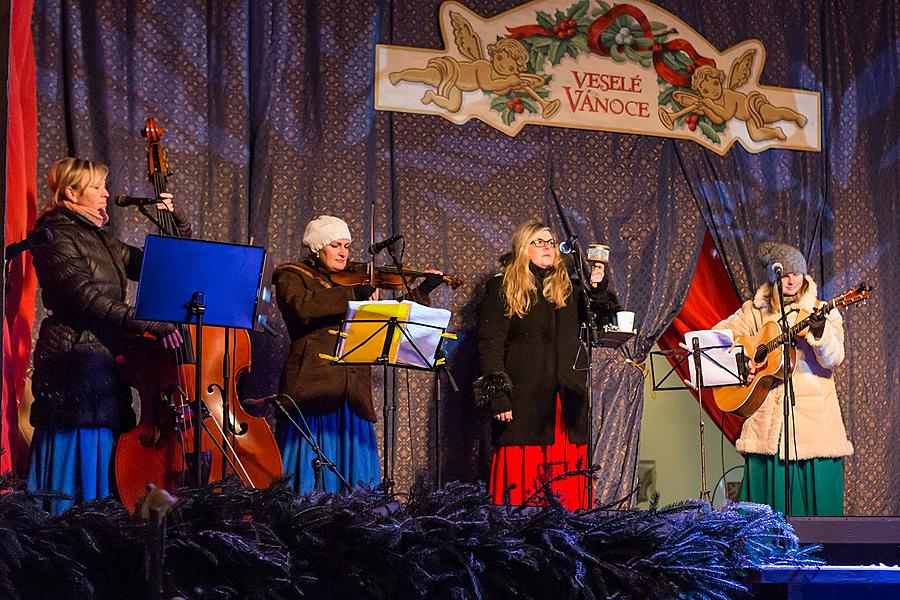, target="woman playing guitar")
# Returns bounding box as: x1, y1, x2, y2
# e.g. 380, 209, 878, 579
713, 242, 853, 516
